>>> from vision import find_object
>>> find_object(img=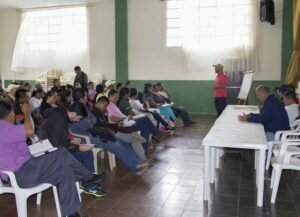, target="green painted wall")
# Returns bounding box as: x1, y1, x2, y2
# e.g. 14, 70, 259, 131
281, 0, 293, 82
132, 80, 280, 114
115, 0, 128, 83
